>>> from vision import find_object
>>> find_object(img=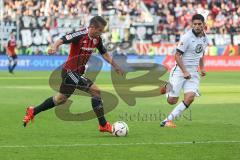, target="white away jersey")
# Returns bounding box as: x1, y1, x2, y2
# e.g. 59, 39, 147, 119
176, 29, 208, 67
